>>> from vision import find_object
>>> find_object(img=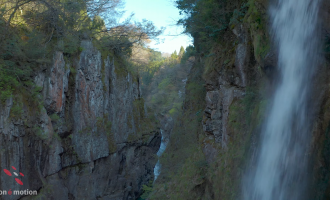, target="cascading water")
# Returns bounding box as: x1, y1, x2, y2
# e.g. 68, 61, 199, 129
243, 0, 321, 200
154, 129, 169, 181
